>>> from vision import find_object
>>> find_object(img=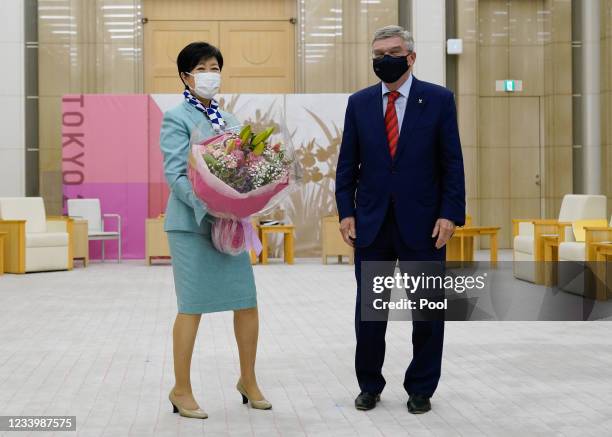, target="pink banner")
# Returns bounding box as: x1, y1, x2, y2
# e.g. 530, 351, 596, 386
62, 95, 151, 259
147, 96, 169, 218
